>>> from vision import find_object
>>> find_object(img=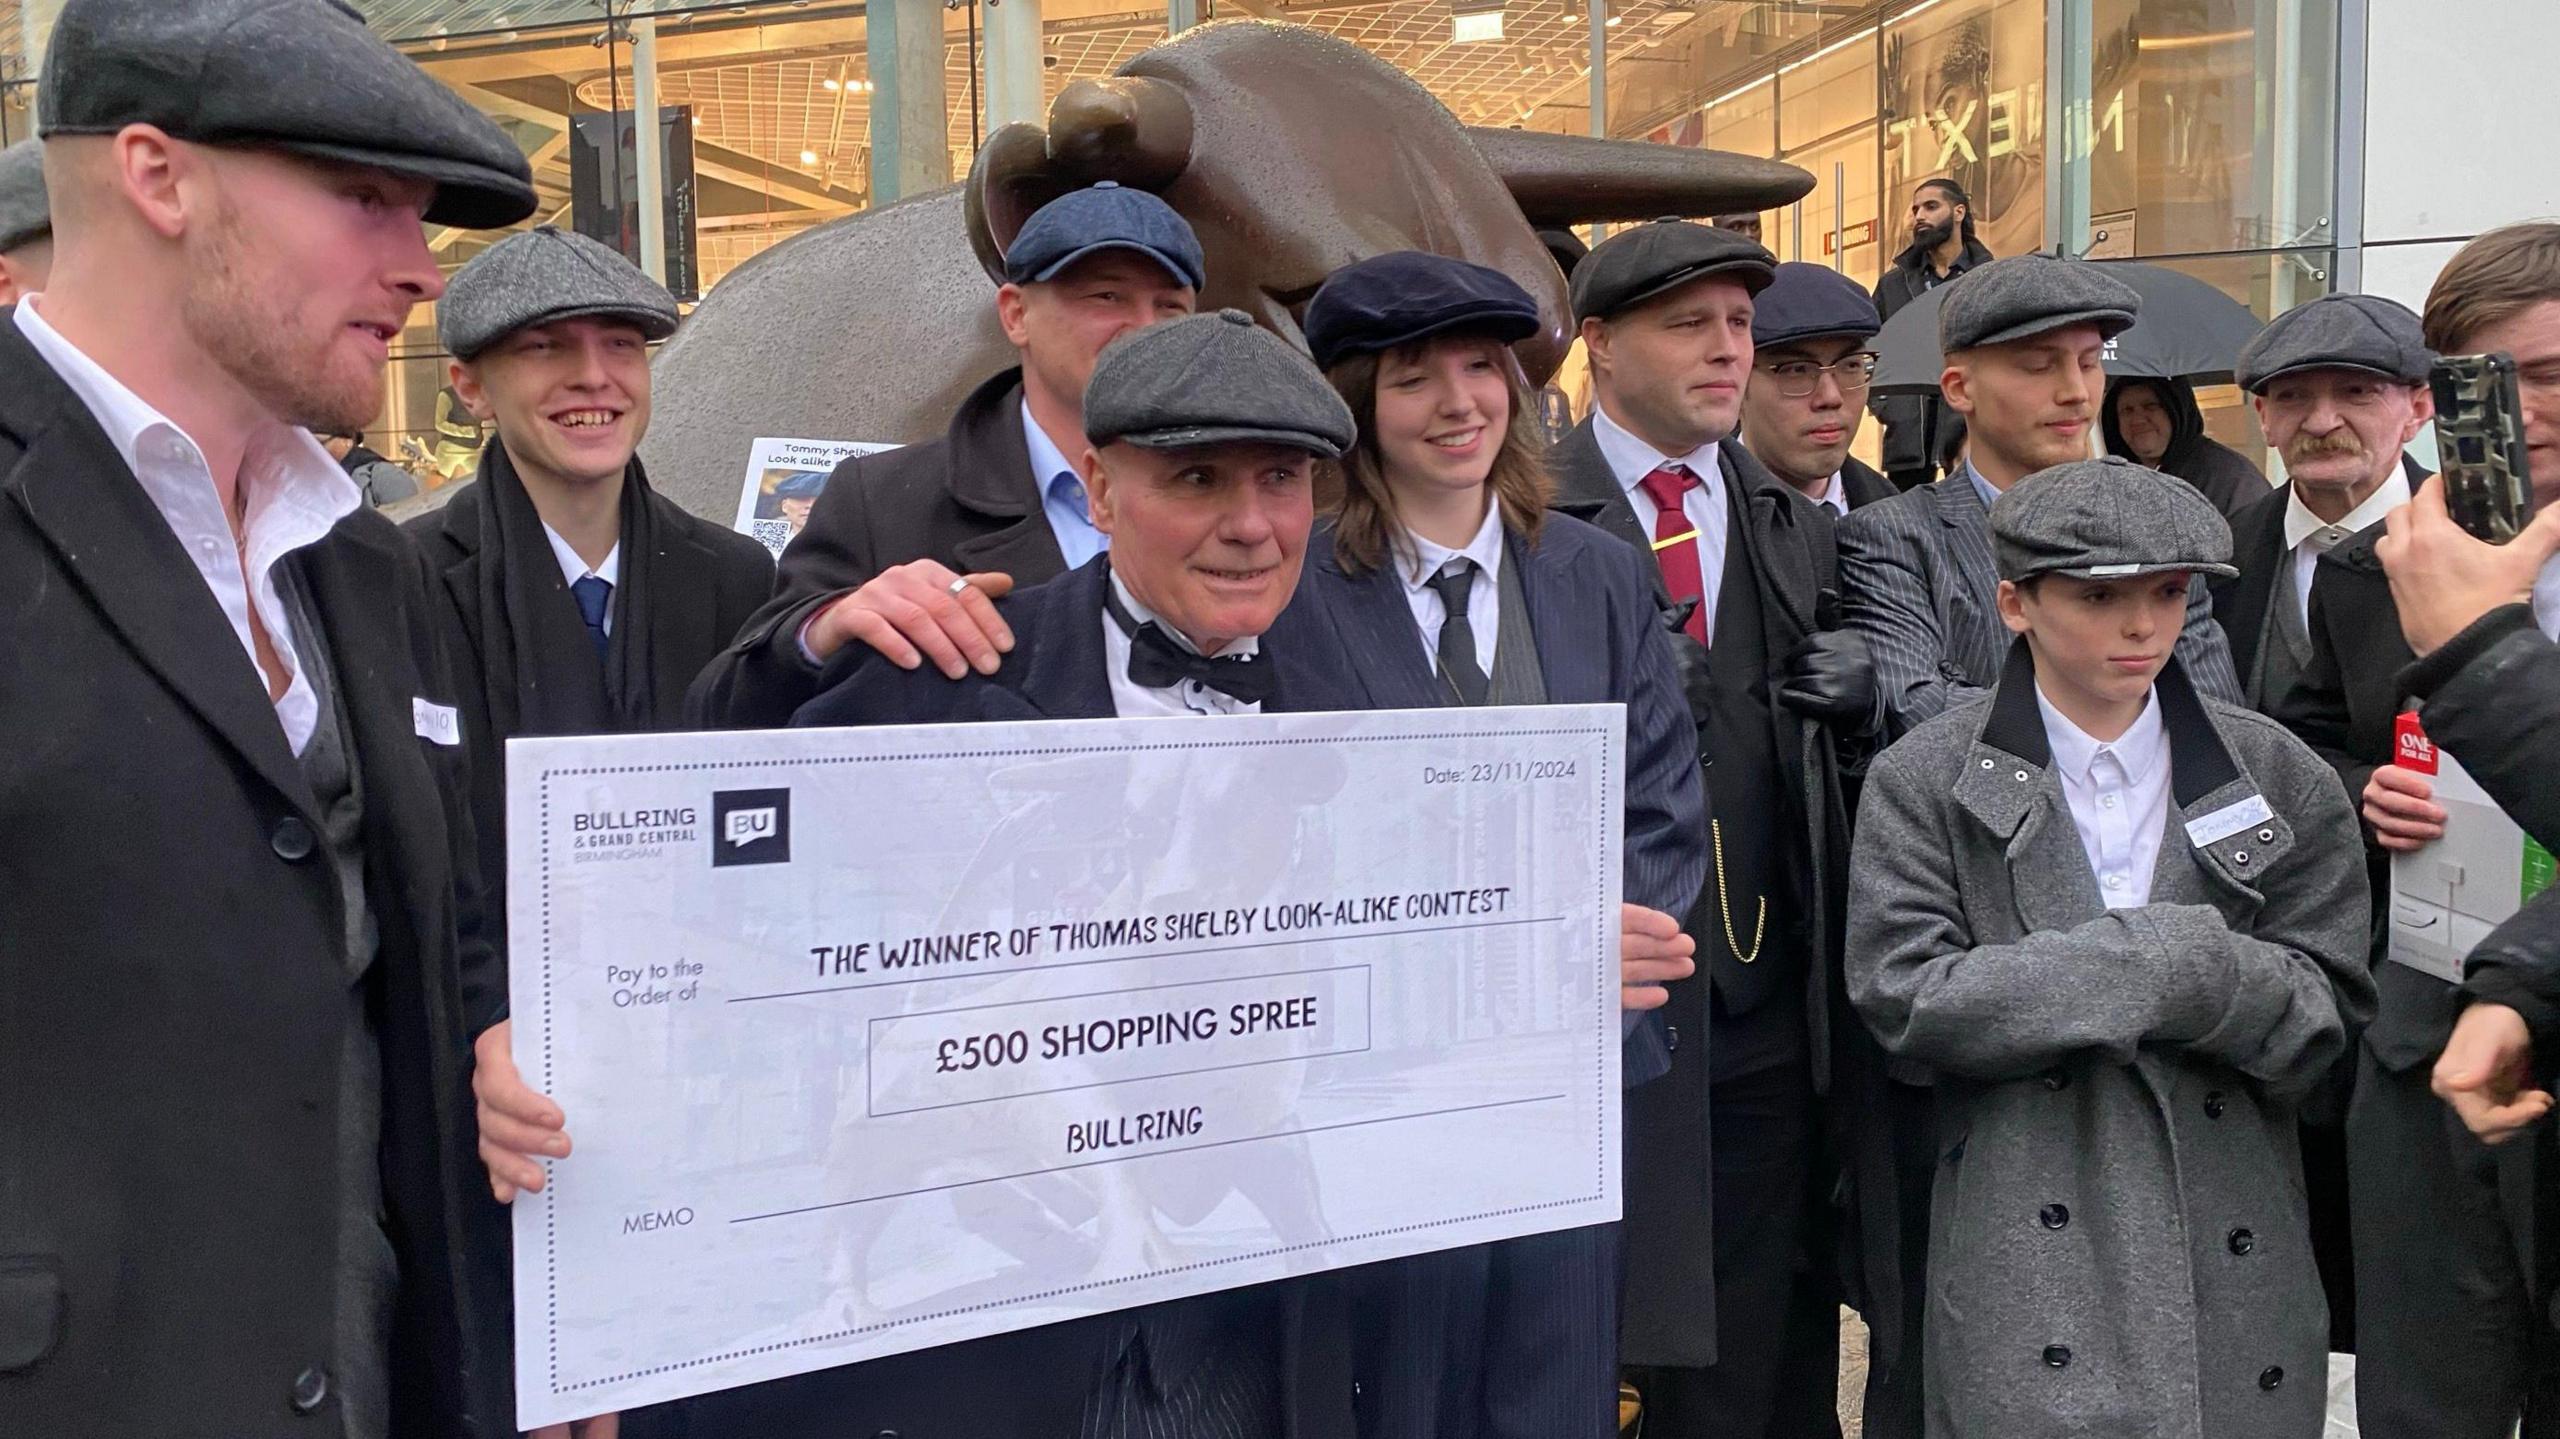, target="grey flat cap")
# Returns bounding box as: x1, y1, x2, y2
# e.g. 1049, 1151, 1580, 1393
1086, 310, 1355, 457
1572, 218, 1775, 323
0, 139, 48, 255
1939, 253, 2141, 353
1991, 455, 2237, 583
41, 0, 536, 229
439, 226, 679, 360
2235, 293, 2432, 393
